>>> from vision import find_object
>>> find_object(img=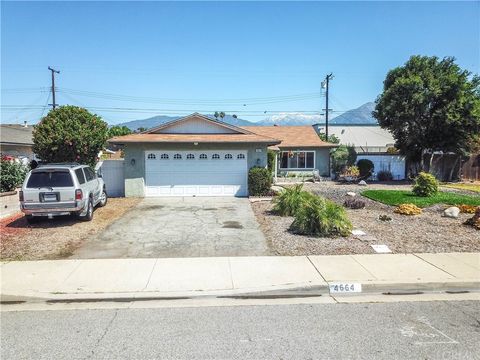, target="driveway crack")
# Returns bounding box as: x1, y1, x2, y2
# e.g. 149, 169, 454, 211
84, 309, 118, 360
